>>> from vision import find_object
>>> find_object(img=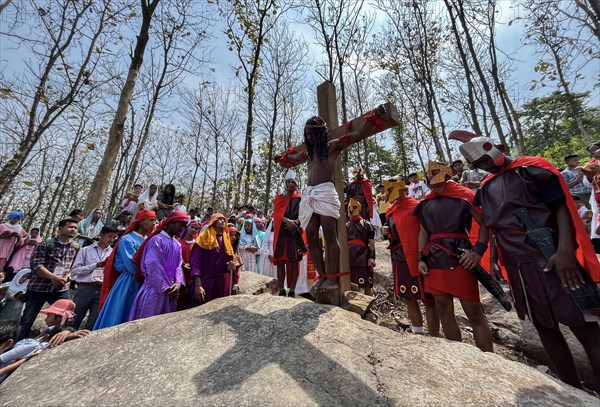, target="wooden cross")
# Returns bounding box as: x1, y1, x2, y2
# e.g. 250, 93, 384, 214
315, 81, 400, 305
